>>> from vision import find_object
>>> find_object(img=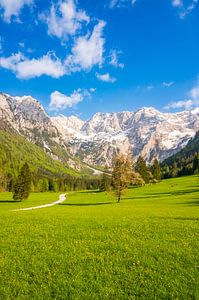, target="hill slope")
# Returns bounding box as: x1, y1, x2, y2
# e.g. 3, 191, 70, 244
161, 131, 199, 177
0, 129, 79, 191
